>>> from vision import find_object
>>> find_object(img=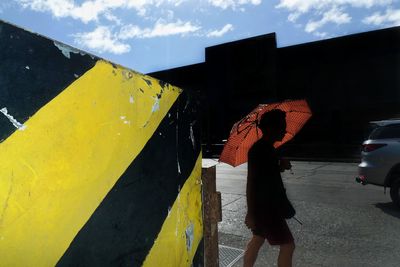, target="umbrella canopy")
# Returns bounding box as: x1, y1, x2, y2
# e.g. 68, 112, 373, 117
219, 99, 312, 167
